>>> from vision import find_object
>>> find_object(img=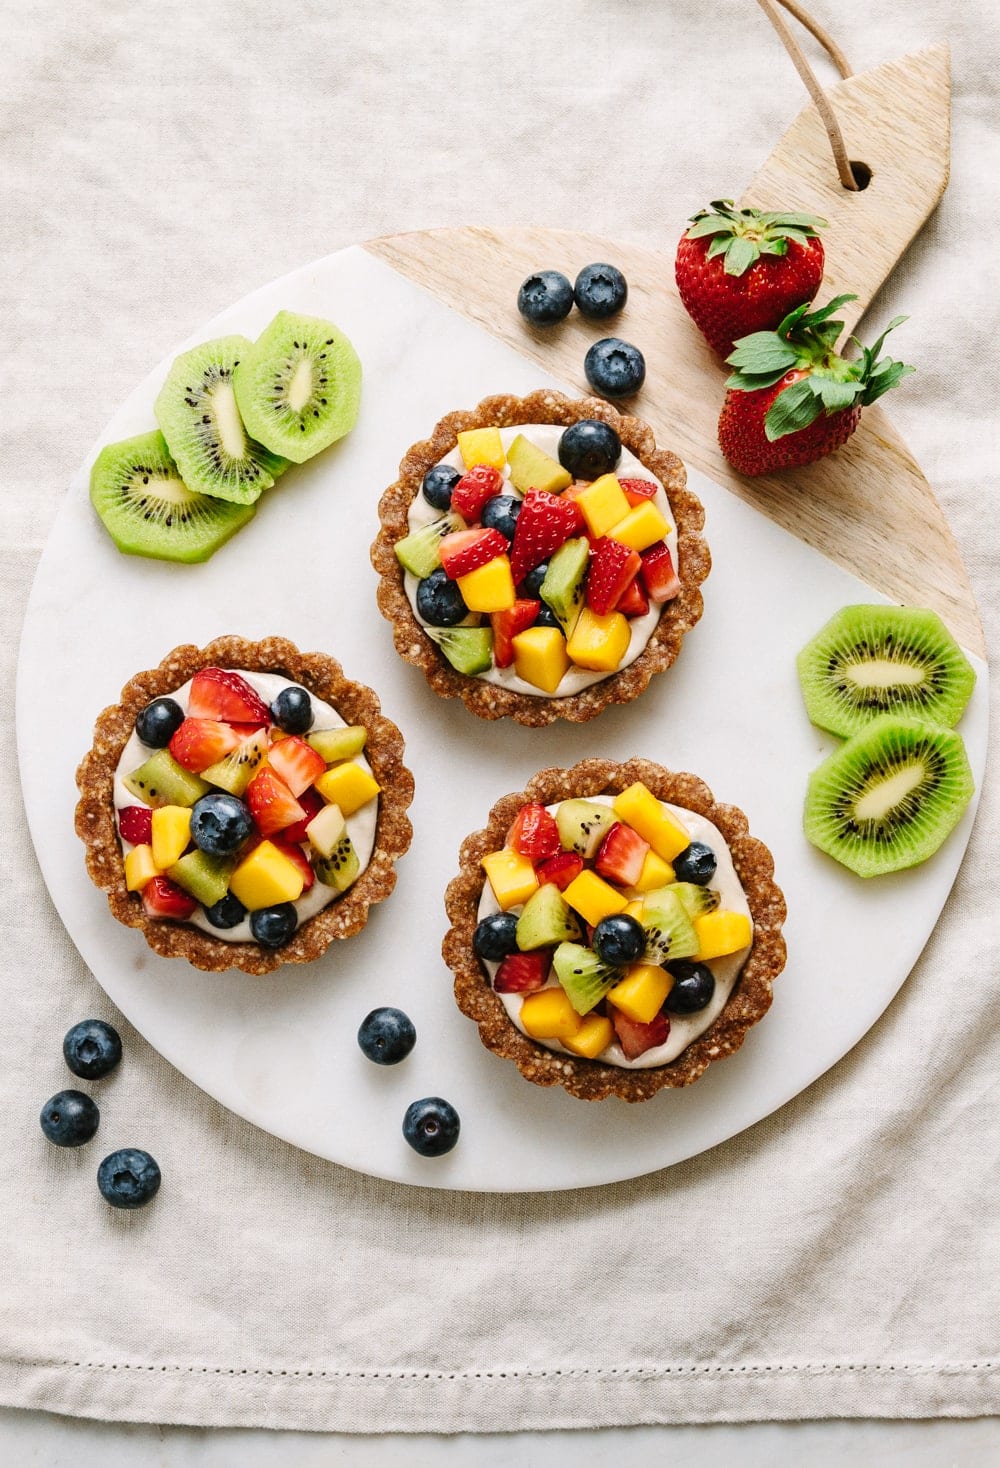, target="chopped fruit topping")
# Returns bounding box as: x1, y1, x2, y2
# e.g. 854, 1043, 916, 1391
273, 838, 315, 892
586, 537, 642, 616
200, 728, 268, 795
305, 801, 347, 859
307, 725, 367, 762
451, 463, 504, 520
266, 735, 327, 798
246, 766, 307, 837
594, 822, 650, 887
394, 513, 464, 578
428, 626, 495, 674
534, 850, 584, 890
141, 875, 198, 921
508, 489, 584, 584
610, 1006, 670, 1059
613, 783, 692, 861
150, 805, 193, 870
572, 474, 631, 538
118, 806, 153, 845
187, 667, 271, 726
456, 427, 506, 472
229, 839, 306, 910
694, 910, 753, 959
619, 477, 659, 506
508, 803, 561, 862
615, 576, 650, 618
168, 717, 241, 774
505, 434, 572, 495
281, 785, 324, 843
519, 987, 583, 1041
607, 963, 673, 1024
555, 799, 617, 859
481, 848, 539, 910
592, 912, 646, 966
540, 537, 589, 635
515, 883, 579, 949
566, 607, 631, 671
562, 868, 630, 927
167, 850, 236, 907
493, 949, 553, 994
491, 598, 541, 668
550, 940, 618, 1015
438, 527, 508, 579
562, 1013, 616, 1059
608, 500, 672, 553
640, 541, 681, 603
122, 750, 209, 808
312, 834, 361, 892
629, 849, 676, 893
511, 625, 570, 693
456, 554, 516, 613
124, 844, 159, 892
314, 761, 381, 816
